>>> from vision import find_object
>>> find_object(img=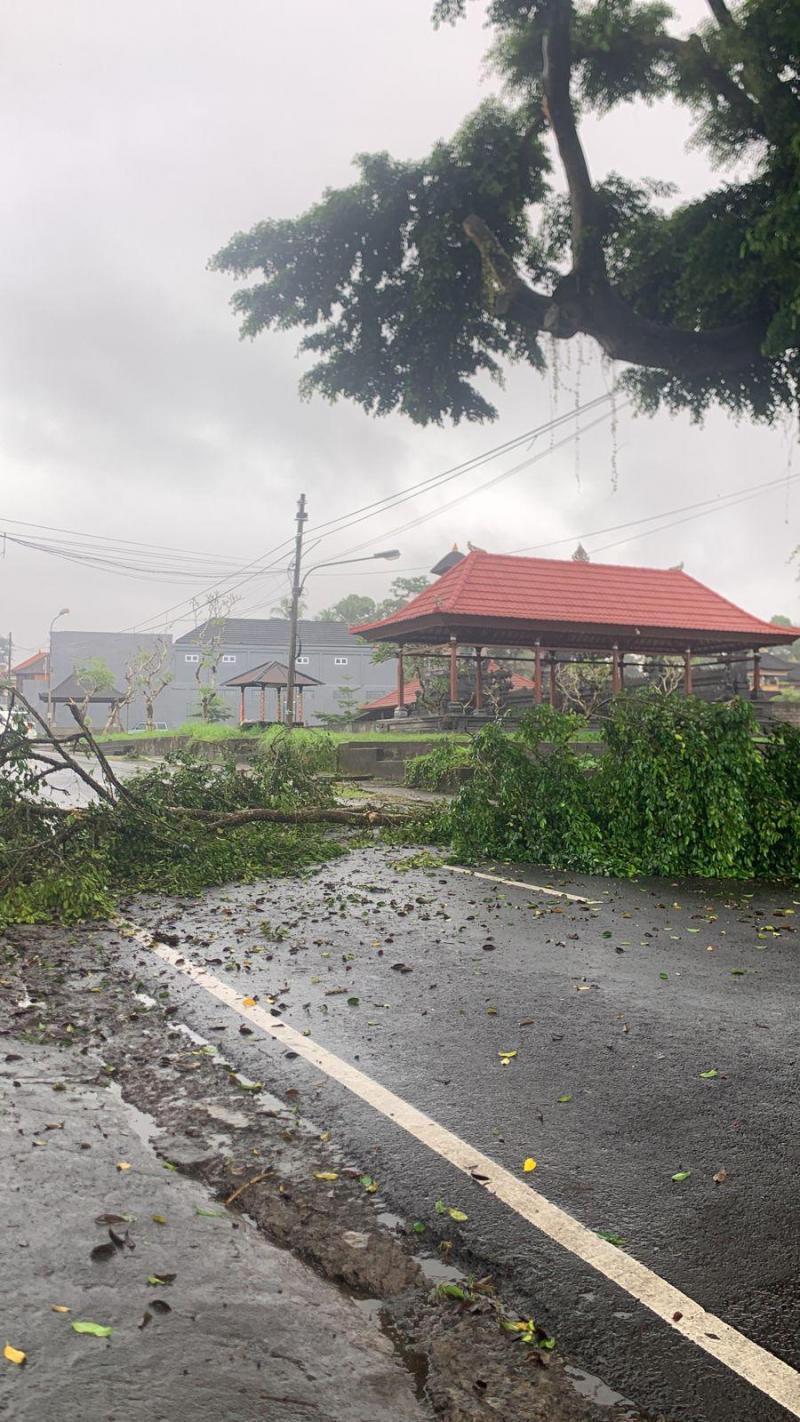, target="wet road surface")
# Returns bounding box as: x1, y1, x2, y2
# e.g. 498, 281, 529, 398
116, 849, 799, 1422
0, 1039, 428, 1422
